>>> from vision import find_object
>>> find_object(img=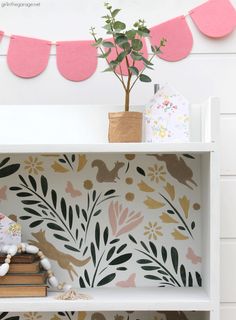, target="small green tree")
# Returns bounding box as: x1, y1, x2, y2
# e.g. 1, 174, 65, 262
90, 2, 166, 112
